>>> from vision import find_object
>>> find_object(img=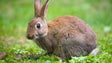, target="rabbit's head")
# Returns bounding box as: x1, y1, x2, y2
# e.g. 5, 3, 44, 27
27, 0, 49, 40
